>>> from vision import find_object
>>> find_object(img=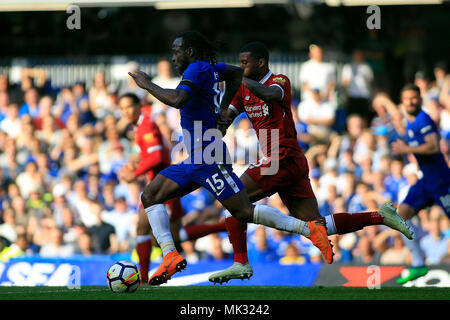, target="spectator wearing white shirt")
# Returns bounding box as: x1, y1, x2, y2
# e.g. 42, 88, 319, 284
147, 59, 181, 116
341, 49, 374, 121
0, 104, 21, 138
0, 208, 17, 243
299, 44, 336, 105
102, 196, 137, 252
297, 89, 335, 144
67, 180, 96, 228
39, 226, 75, 258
